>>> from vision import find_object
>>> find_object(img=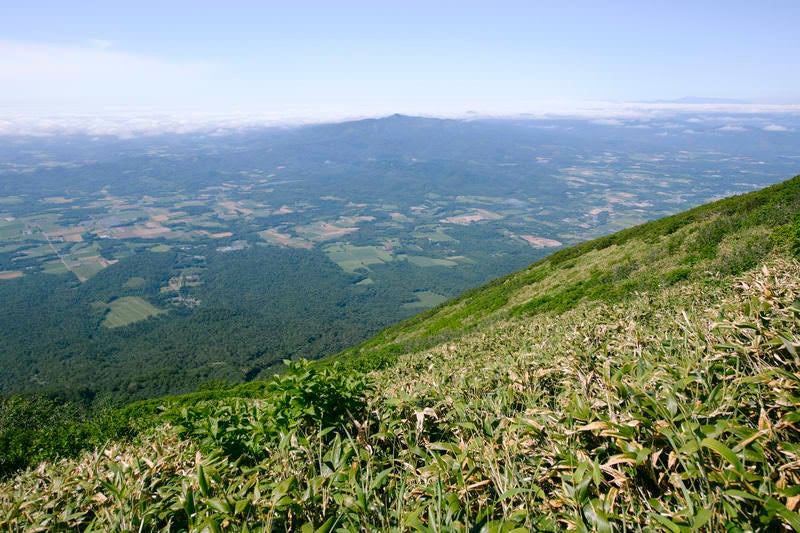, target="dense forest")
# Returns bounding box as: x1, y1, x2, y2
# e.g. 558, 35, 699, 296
0, 244, 505, 406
